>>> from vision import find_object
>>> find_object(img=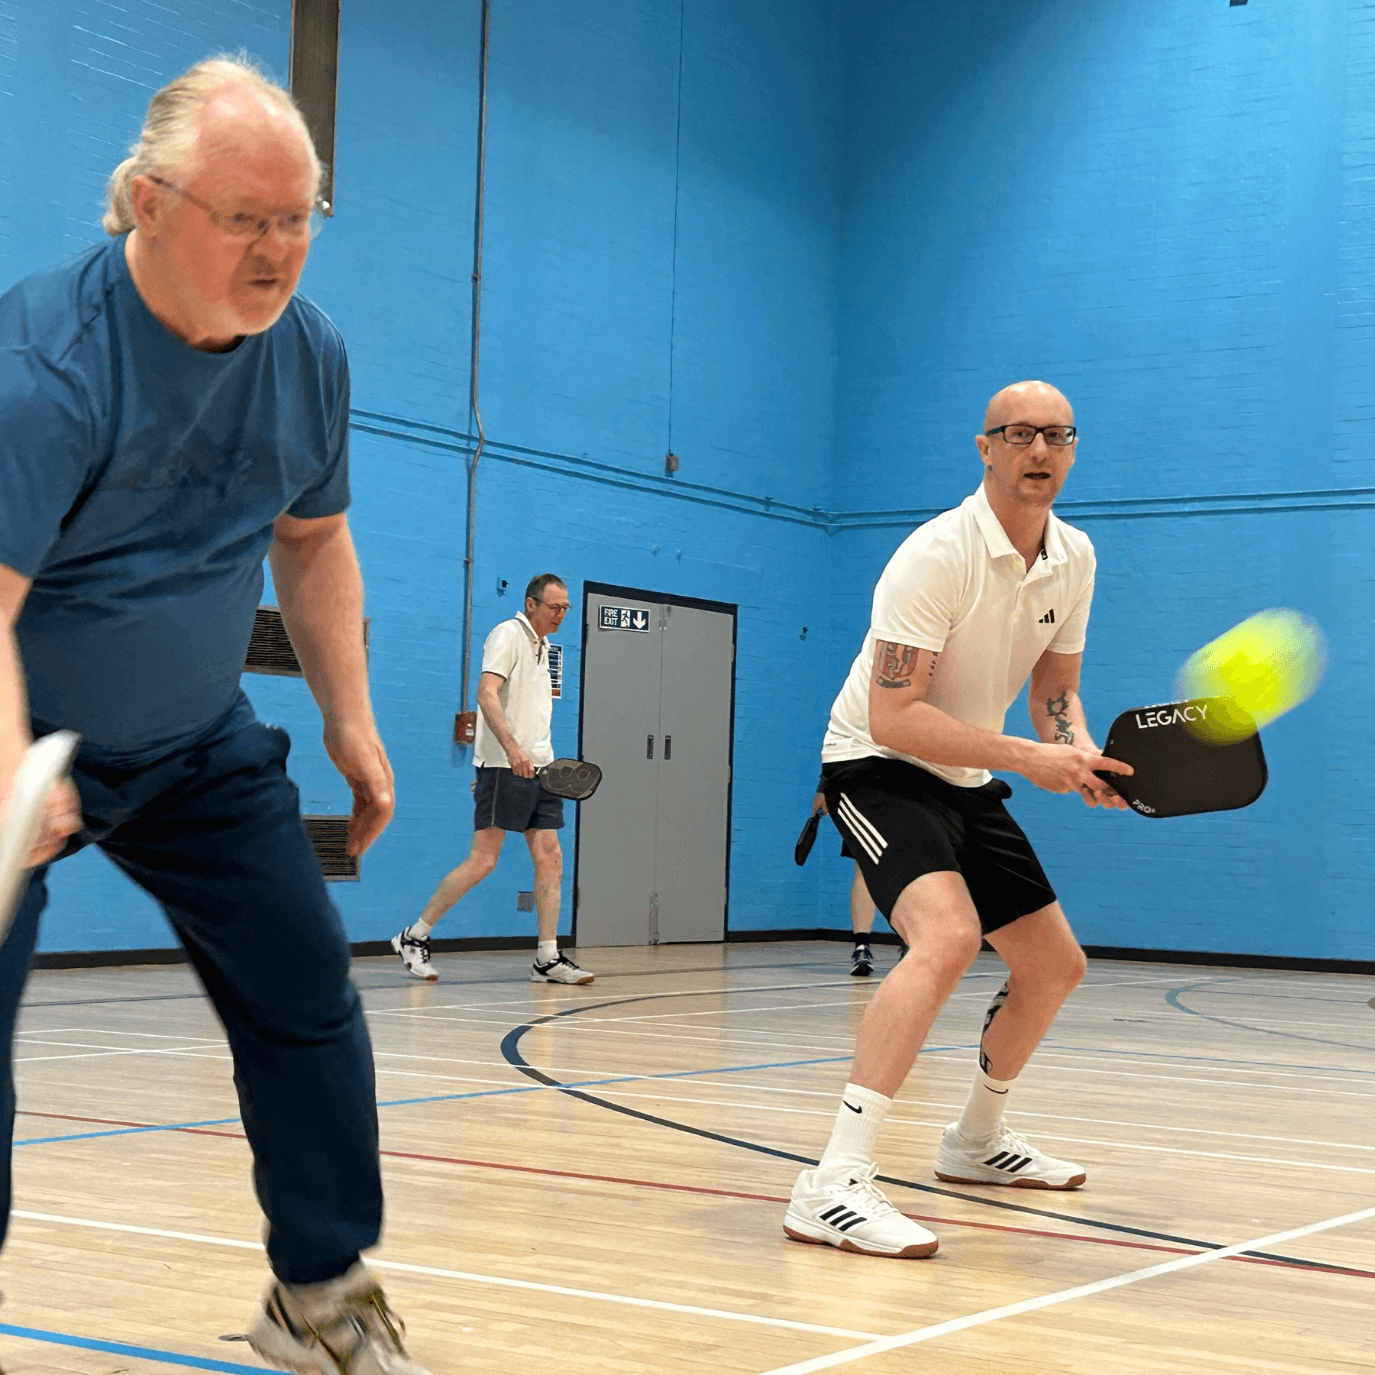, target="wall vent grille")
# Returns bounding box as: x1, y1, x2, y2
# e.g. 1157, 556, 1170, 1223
302, 815, 358, 881
246, 606, 301, 676
245, 606, 369, 677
